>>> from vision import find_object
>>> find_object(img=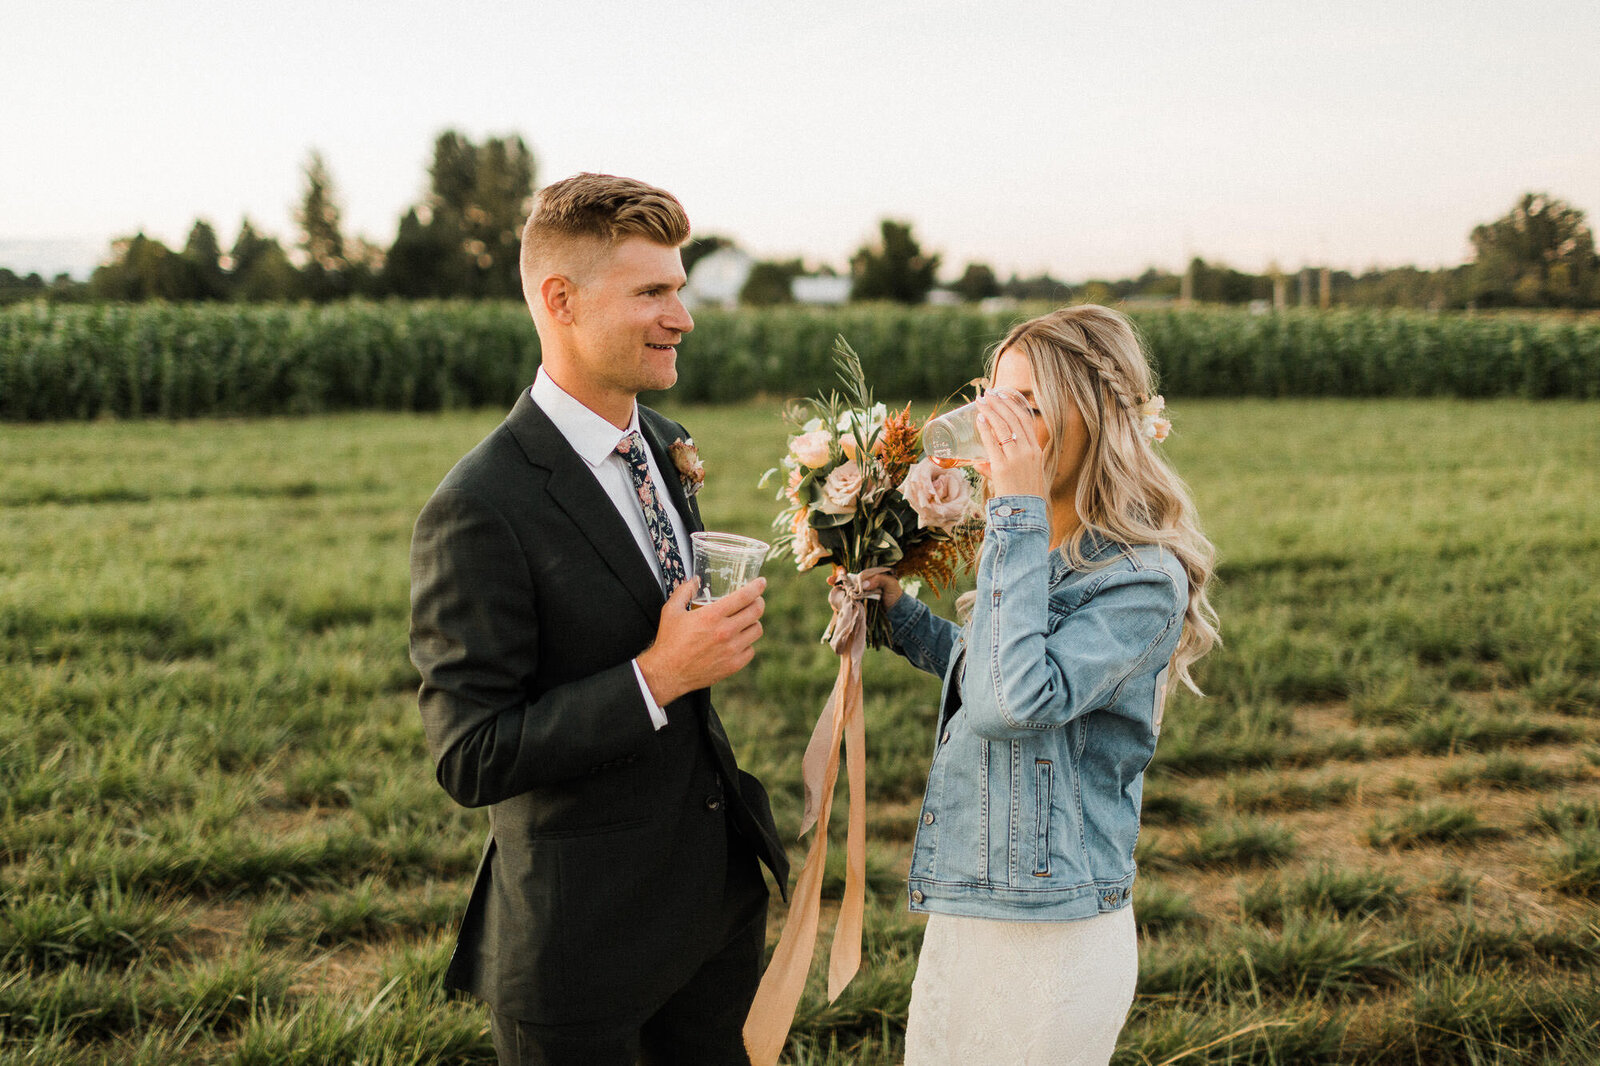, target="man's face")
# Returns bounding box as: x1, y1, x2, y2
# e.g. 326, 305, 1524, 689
566, 237, 694, 404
